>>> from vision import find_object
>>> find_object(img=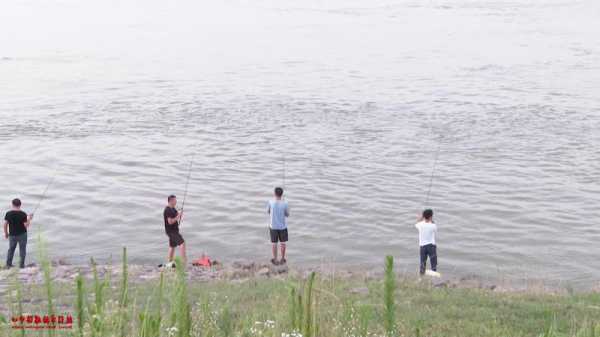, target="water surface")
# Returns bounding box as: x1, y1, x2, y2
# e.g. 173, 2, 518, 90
1, 0, 599, 287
